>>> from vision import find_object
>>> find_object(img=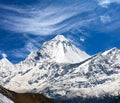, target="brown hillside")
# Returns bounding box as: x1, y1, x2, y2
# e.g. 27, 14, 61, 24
0, 85, 54, 103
